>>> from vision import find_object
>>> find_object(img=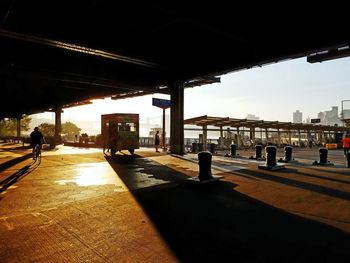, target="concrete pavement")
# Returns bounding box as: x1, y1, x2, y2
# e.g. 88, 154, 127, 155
1, 144, 350, 262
